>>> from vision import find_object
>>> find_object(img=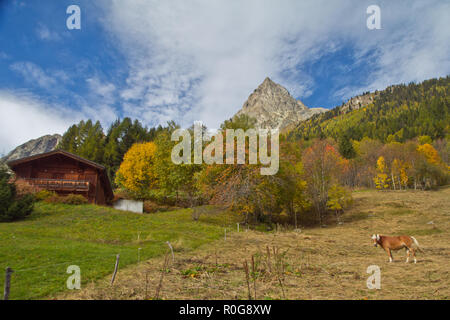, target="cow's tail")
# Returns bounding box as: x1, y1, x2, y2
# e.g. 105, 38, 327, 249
411, 236, 424, 253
